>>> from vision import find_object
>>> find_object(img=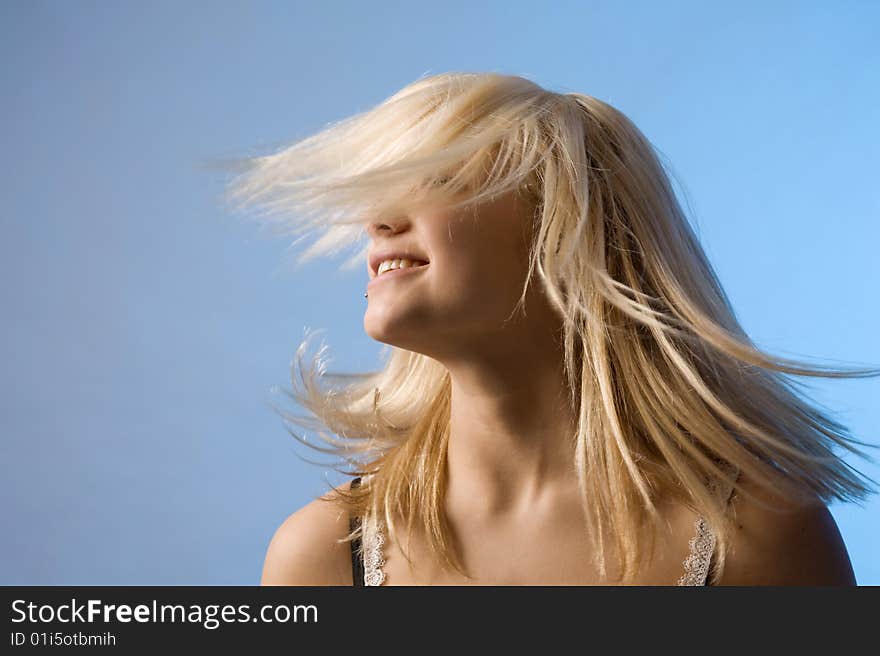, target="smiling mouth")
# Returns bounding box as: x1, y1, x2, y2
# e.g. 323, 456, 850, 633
368, 263, 429, 287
